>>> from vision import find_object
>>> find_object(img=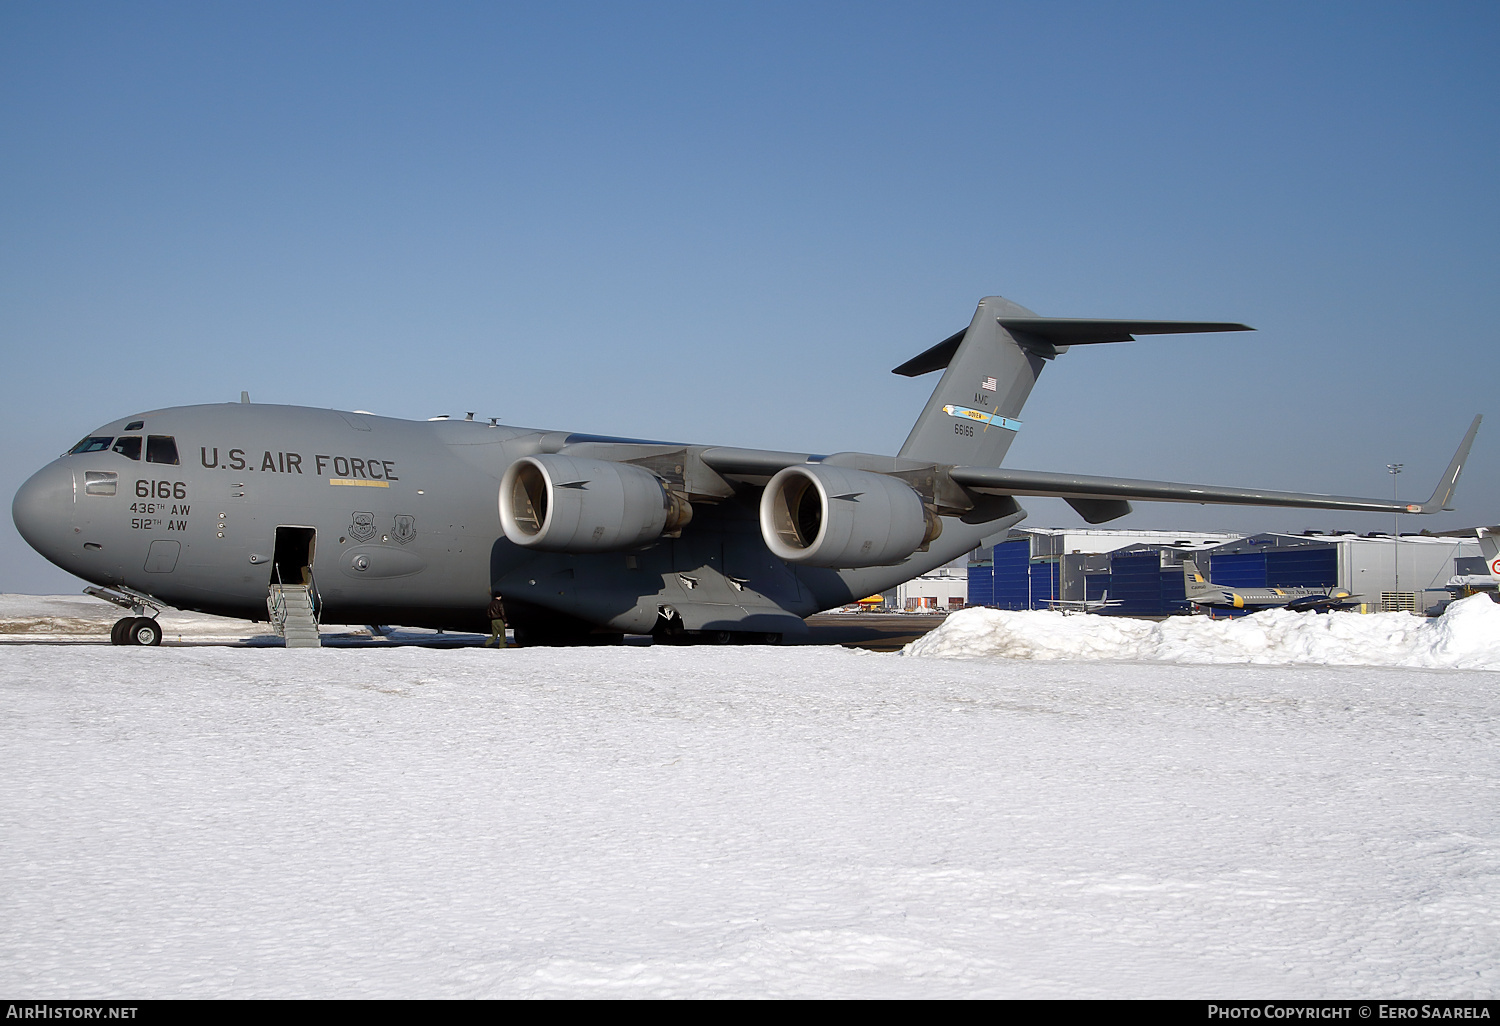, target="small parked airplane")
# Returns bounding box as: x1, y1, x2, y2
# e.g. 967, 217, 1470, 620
1040, 591, 1123, 613
1182, 558, 1359, 613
